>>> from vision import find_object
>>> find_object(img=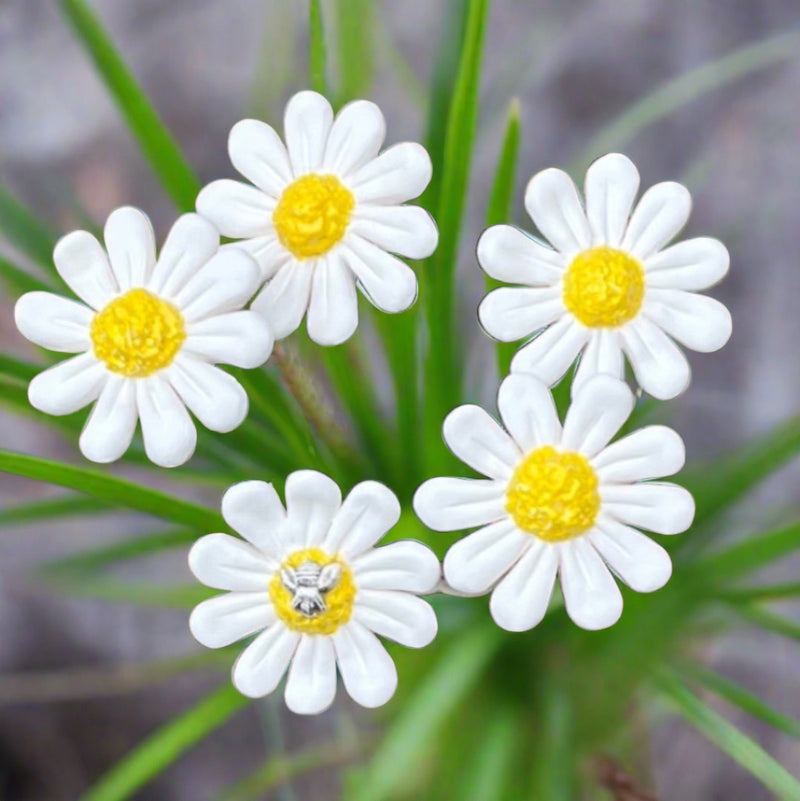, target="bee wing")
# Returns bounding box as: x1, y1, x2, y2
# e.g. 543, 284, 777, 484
318, 562, 342, 592
281, 567, 298, 591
